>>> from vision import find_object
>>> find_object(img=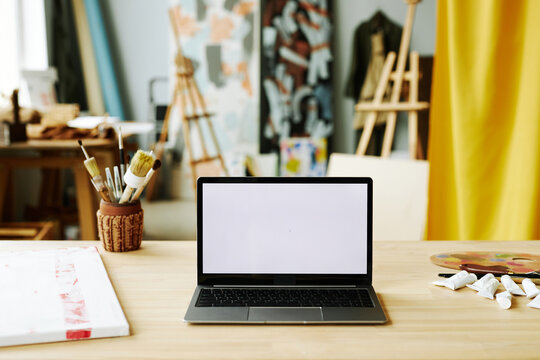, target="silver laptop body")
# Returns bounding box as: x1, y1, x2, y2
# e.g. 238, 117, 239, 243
184, 177, 387, 324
